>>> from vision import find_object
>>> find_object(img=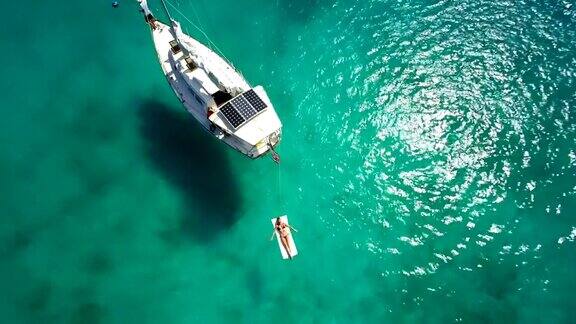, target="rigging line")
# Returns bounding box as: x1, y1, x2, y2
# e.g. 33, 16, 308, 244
160, 0, 174, 22
174, 0, 198, 42
164, 0, 237, 70
164, 0, 213, 49
174, 0, 193, 40
187, 0, 207, 38
182, 0, 210, 56
277, 162, 283, 209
